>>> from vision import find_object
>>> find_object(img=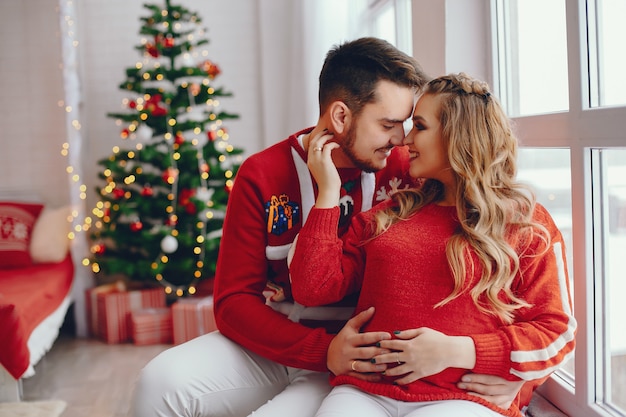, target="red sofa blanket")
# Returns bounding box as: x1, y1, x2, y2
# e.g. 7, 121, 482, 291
0, 254, 73, 379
